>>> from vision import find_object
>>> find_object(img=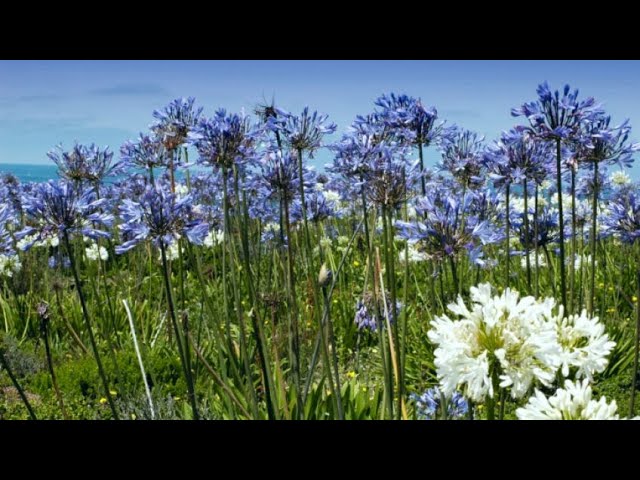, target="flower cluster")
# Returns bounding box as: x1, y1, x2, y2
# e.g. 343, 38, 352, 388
516, 379, 619, 420
428, 283, 614, 402
411, 387, 468, 420
115, 182, 208, 254
354, 292, 402, 332
17, 181, 113, 251
189, 109, 259, 171
151, 97, 202, 151
49, 143, 124, 186
512, 82, 600, 141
